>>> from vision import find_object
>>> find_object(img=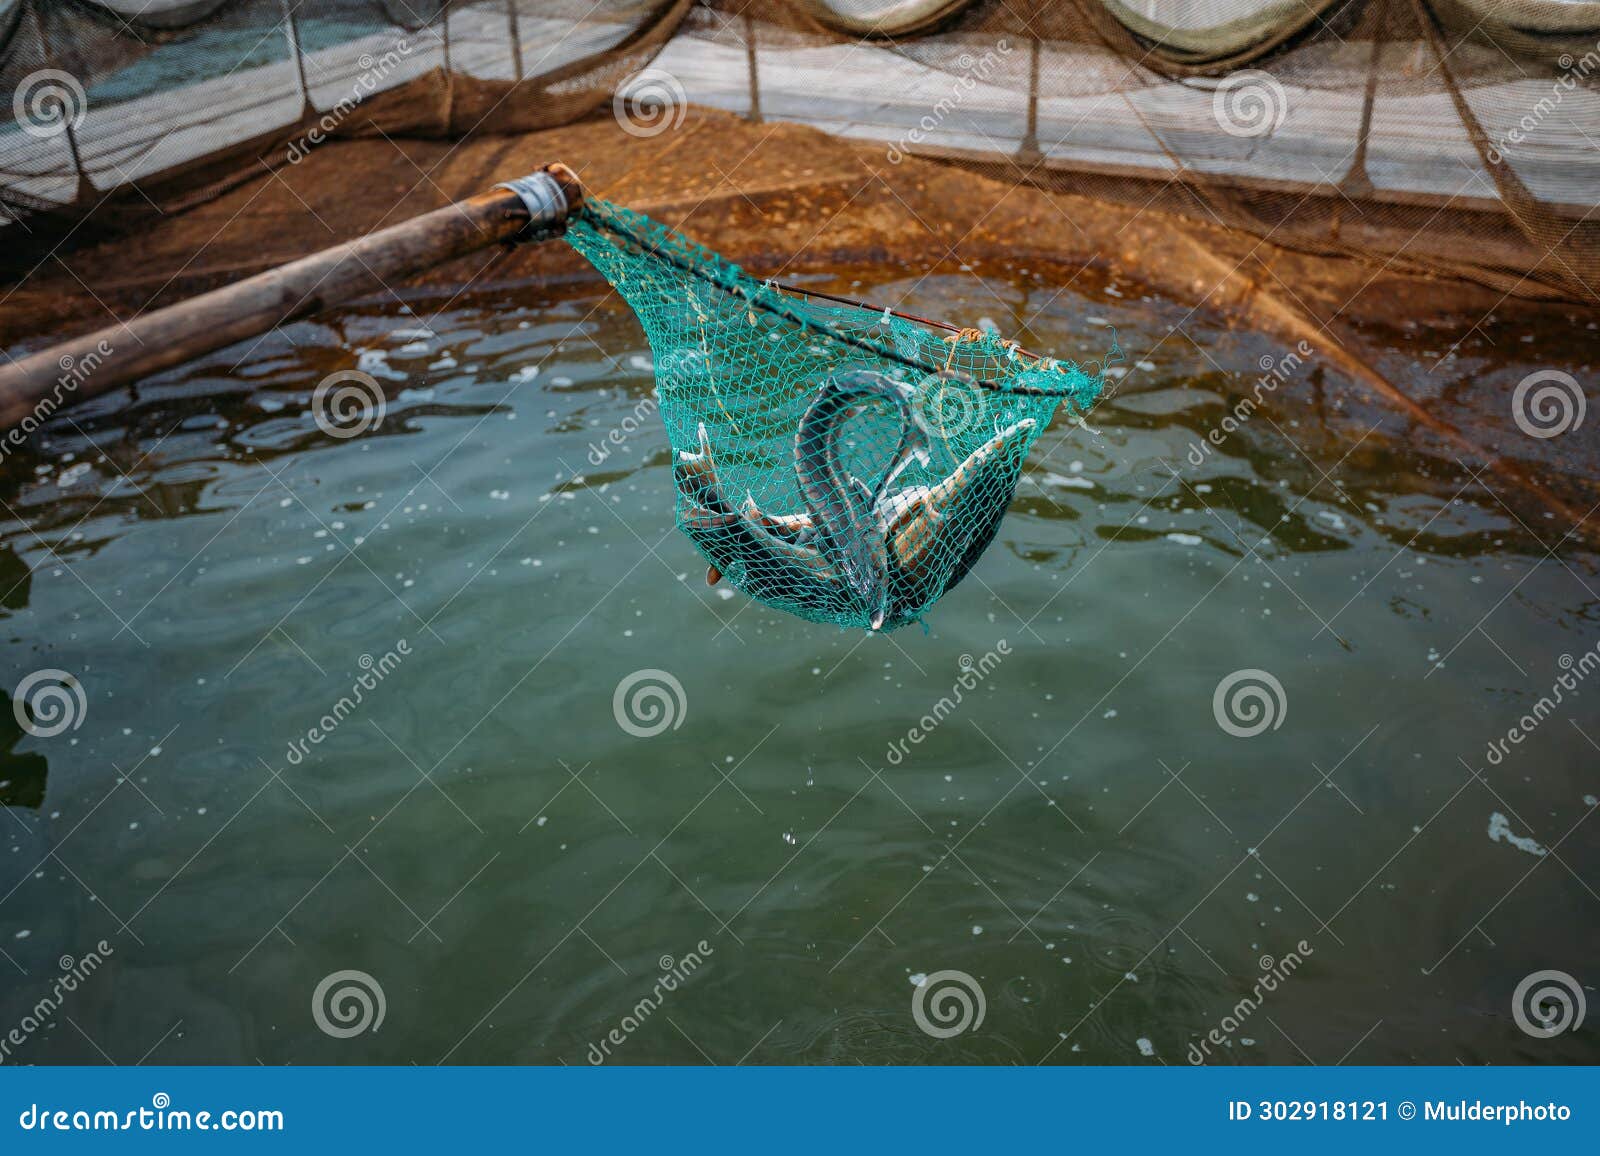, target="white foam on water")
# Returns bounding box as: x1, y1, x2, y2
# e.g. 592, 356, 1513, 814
1487, 811, 1547, 857
357, 348, 406, 381
55, 462, 92, 488
1043, 472, 1095, 490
